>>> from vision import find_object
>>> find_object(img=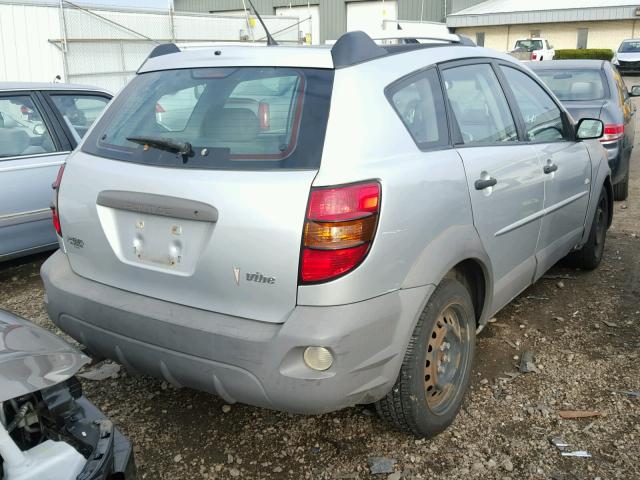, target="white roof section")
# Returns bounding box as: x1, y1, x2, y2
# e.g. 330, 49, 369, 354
0, 81, 110, 93
139, 45, 335, 73
447, 0, 640, 27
